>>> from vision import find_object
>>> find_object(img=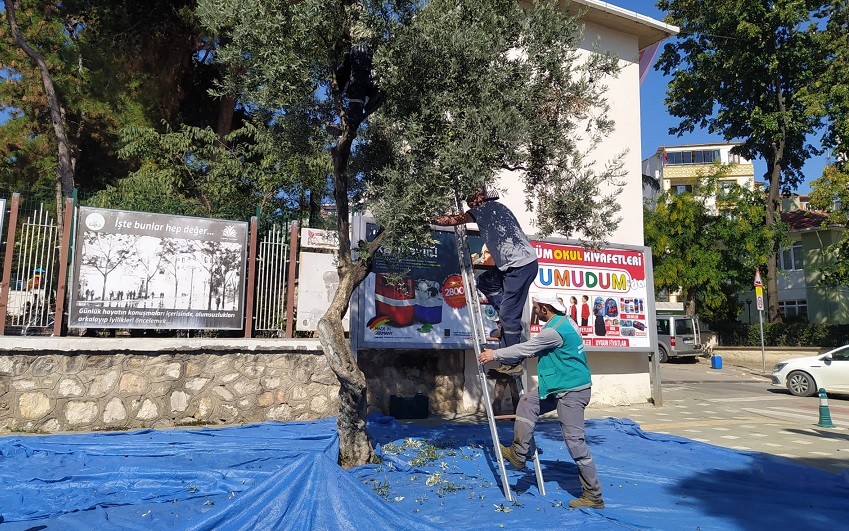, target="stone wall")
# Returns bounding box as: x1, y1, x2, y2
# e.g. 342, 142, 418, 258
0, 338, 473, 434
358, 349, 465, 417
0, 338, 340, 433
712, 346, 826, 371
